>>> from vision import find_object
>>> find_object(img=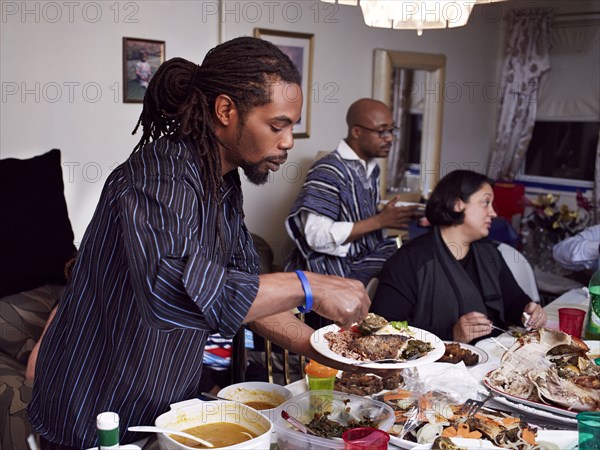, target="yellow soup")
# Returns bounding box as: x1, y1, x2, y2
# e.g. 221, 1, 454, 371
243, 400, 278, 410
172, 423, 257, 448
